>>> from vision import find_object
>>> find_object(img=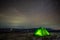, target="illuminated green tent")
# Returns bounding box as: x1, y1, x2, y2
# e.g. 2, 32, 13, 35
34, 27, 50, 37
